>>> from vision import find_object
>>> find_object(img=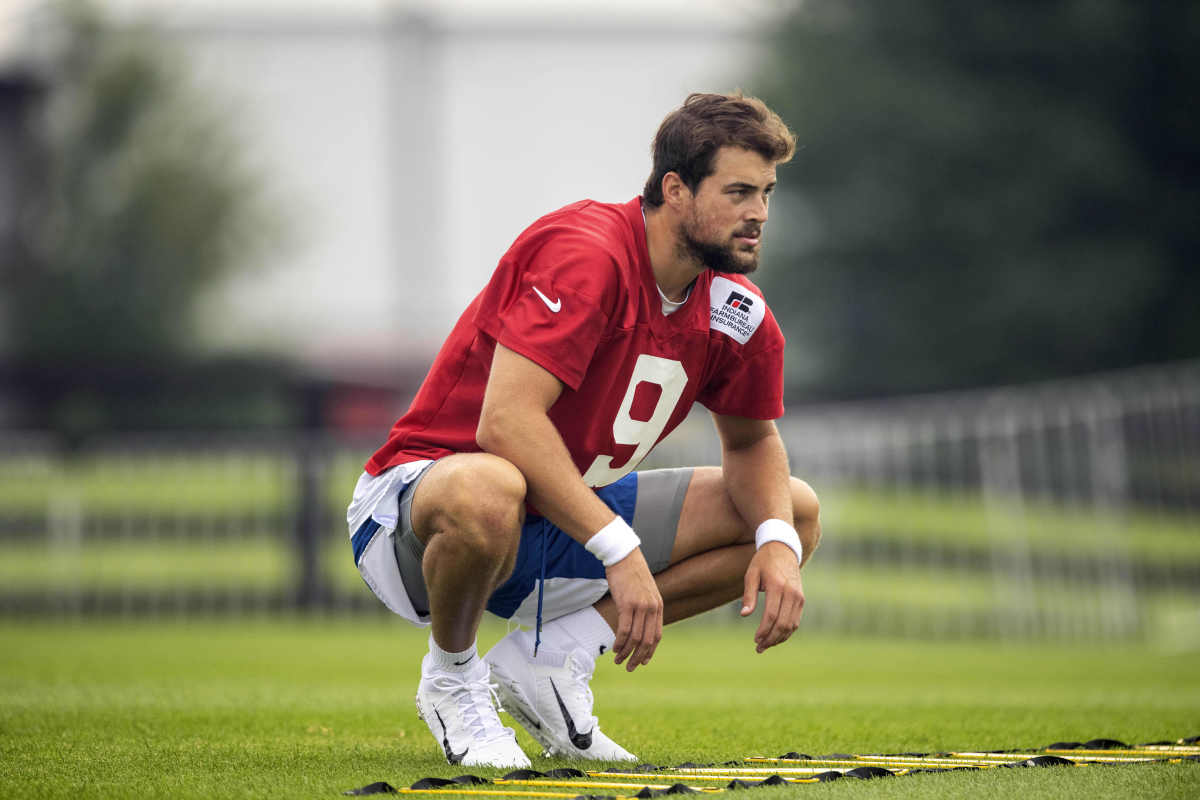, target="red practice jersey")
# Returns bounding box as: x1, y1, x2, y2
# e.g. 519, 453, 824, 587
365, 197, 785, 487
